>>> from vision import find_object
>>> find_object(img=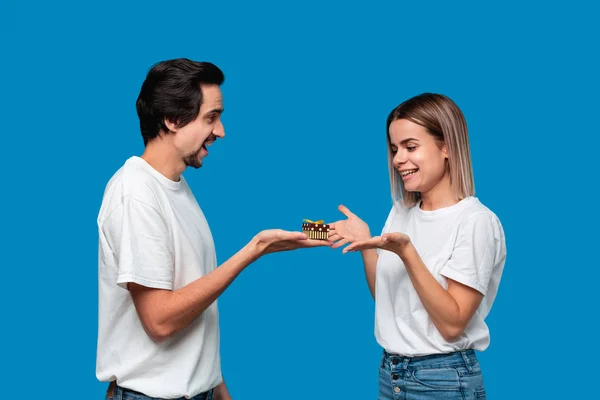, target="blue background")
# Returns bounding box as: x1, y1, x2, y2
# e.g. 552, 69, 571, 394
1, 0, 598, 398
